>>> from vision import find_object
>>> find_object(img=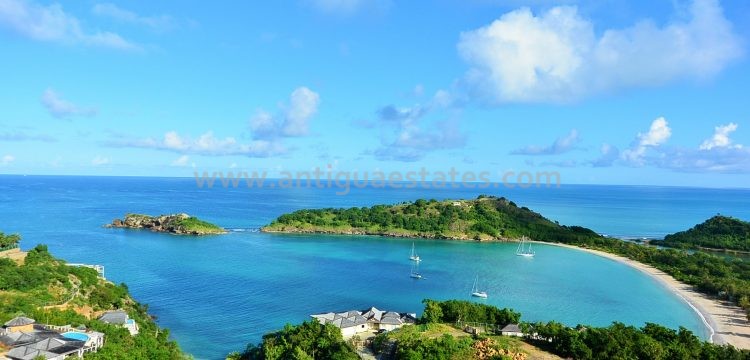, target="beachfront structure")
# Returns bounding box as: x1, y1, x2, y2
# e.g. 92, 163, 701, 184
2, 317, 36, 333
500, 324, 524, 337
311, 307, 417, 338
0, 322, 104, 360
98, 310, 139, 335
